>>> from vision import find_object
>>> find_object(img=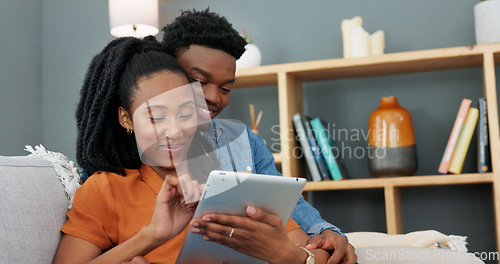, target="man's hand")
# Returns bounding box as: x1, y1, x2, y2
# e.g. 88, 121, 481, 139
305, 229, 357, 264
189, 206, 296, 263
